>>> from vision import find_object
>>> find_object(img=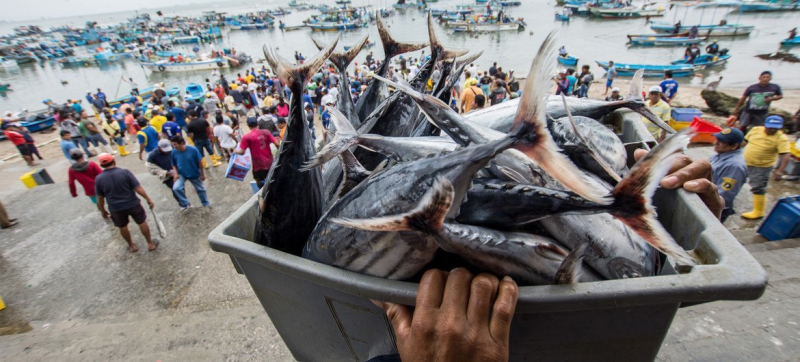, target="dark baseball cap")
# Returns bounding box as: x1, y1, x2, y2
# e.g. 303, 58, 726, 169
713, 127, 744, 144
